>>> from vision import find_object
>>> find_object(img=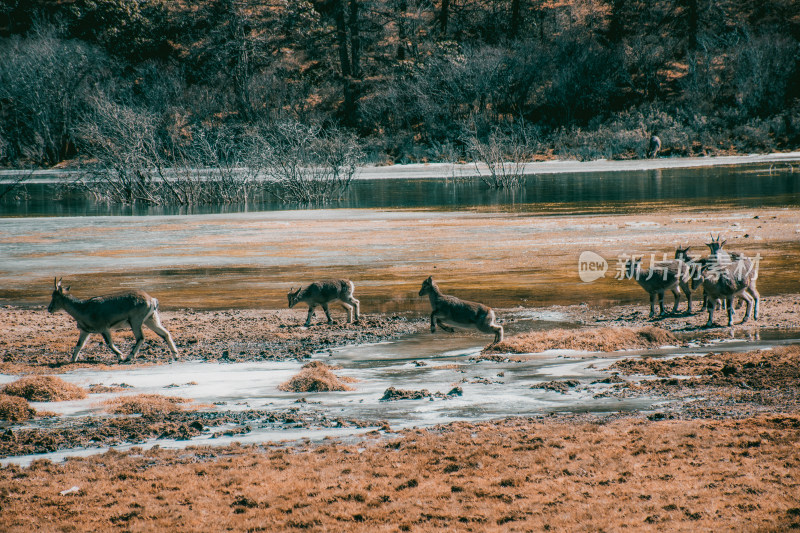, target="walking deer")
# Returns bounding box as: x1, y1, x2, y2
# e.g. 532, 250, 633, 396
418, 276, 503, 346
47, 278, 178, 362
287, 279, 360, 326
624, 257, 691, 317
